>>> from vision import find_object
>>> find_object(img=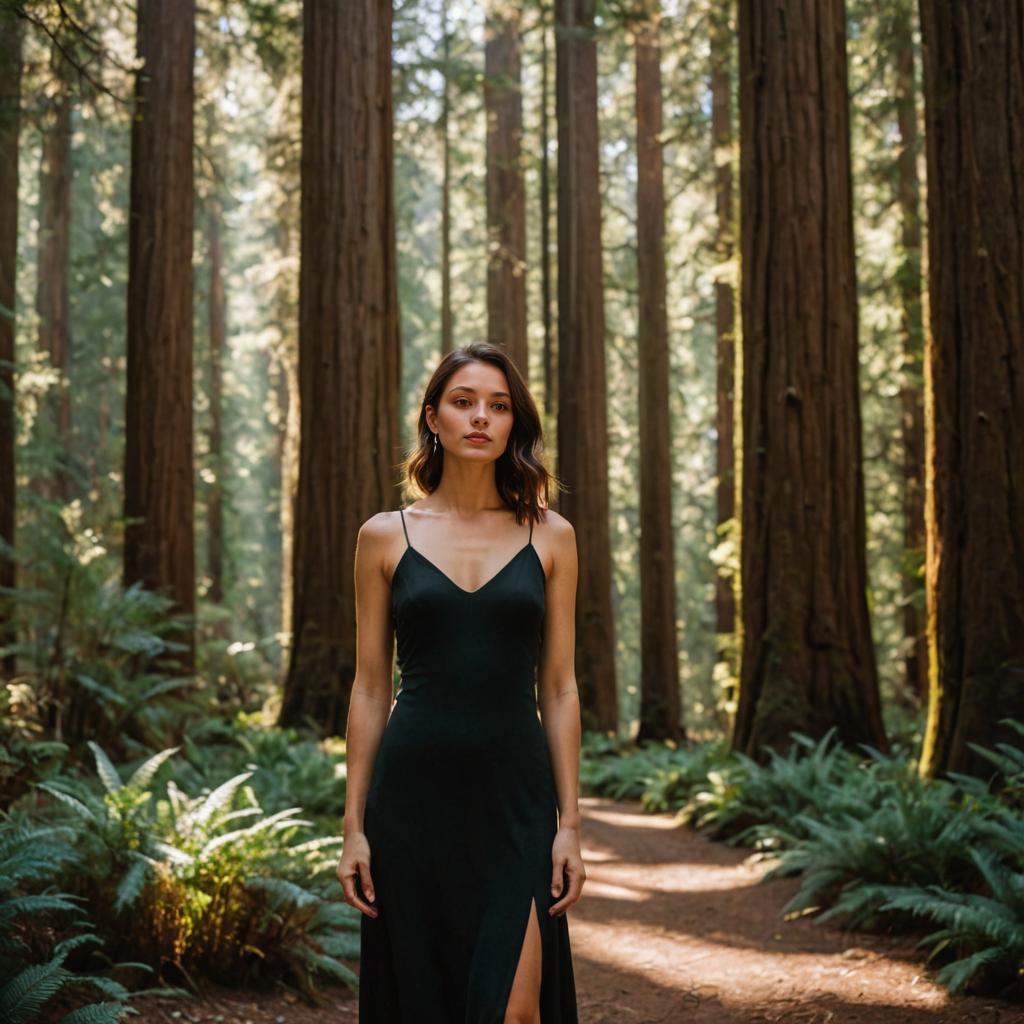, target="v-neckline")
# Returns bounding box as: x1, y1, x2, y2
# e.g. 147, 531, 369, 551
398, 542, 537, 596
